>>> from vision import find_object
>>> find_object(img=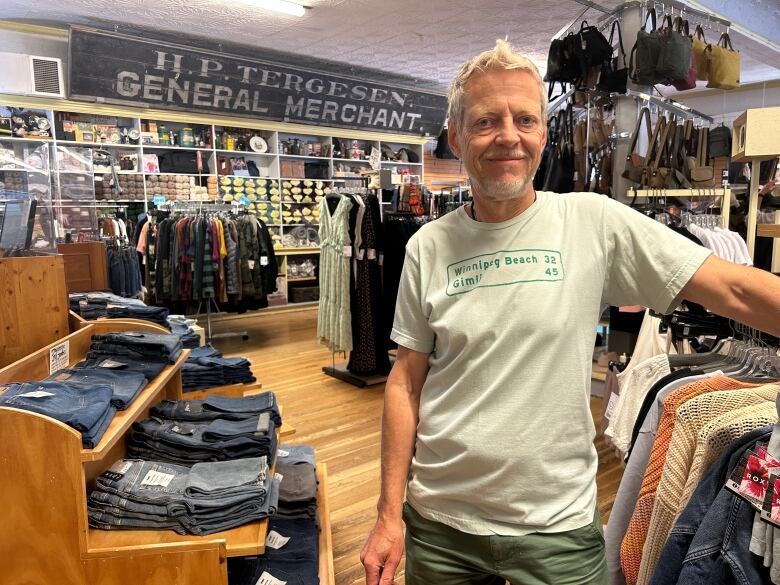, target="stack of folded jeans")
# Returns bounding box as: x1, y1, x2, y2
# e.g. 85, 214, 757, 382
182, 347, 256, 392
69, 292, 170, 327
227, 517, 320, 585
90, 332, 183, 363
75, 354, 169, 382
0, 380, 115, 448
228, 444, 320, 585
88, 457, 279, 535
151, 393, 282, 428
46, 367, 147, 410
167, 316, 201, 349
275, 444, 318, 521
127, 411, 278, 465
